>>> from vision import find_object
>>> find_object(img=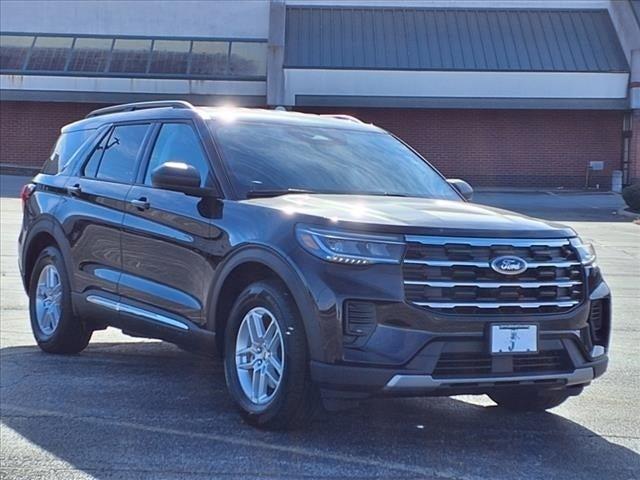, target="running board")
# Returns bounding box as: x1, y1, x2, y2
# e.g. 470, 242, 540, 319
83, 294, 216, 355
87, 295, 189, 330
